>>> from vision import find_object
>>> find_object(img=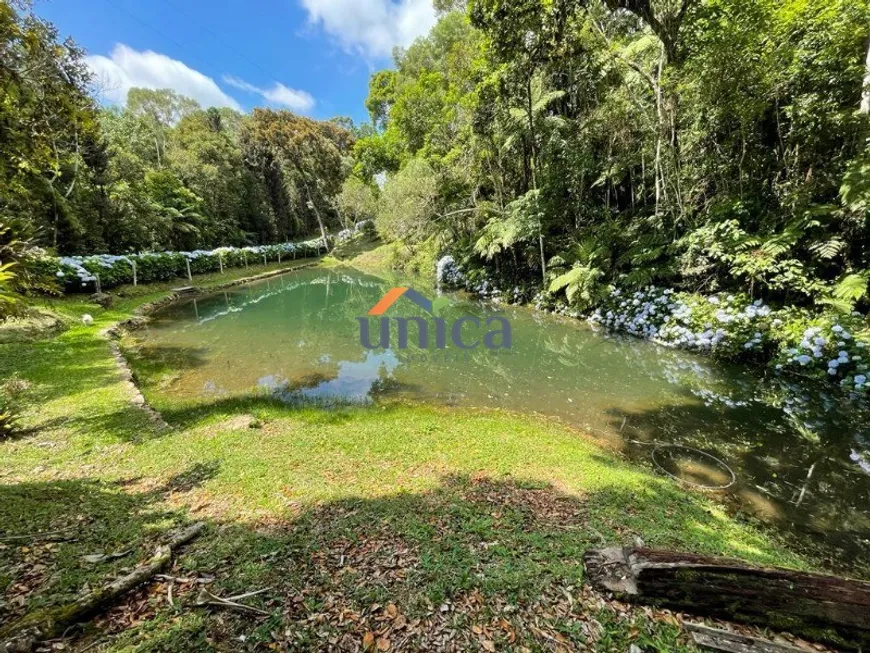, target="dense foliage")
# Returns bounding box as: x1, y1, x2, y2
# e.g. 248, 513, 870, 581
0, 1, 358, 318
357, 0, 870, 318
